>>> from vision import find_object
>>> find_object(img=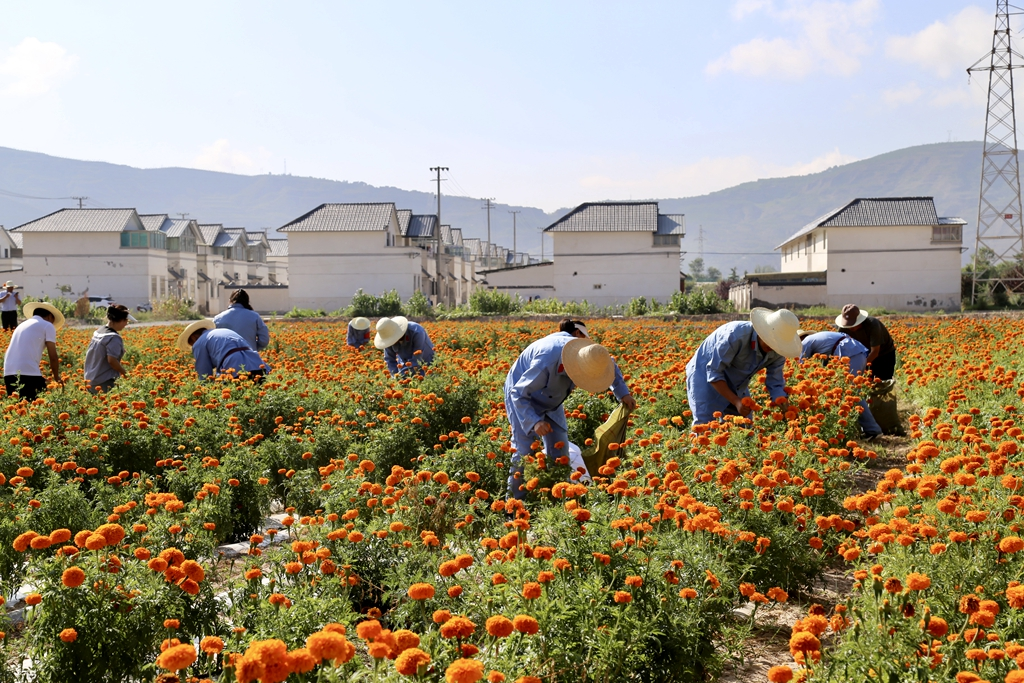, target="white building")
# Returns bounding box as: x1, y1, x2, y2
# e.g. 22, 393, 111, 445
267, 238, 289, 285
280, 203, 424, 311
765, 197, 965, 312
14, 208, 170, 310
0, 228, 23, 278
543, 201, 684, 306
